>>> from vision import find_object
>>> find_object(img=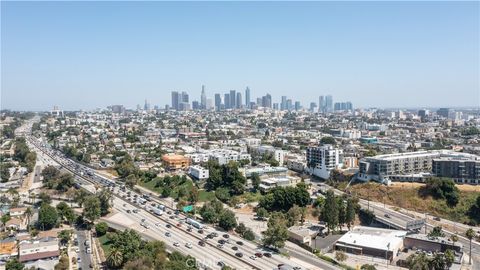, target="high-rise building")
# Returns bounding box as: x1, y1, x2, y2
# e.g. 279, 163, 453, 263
261, 94, 272, 108
110, 105, 125, 114
286, 99, 293, 111
281, 96, 287, 111
310, 102, 317, 112
236, 92, 242, 109
256, 98, 262, 105
192, 101, 200, 110
144, 99, 150, 111
224, 93, 230, 109
325, 95, 333, 113
273, 103, 279, 110
200, 85, 207, 109
319, 96, 325, 113
171, 91, 180, 110
295, 101, 301, 111
437, 108, 450, 118
181, 91, 189, 103
306, 144, 343, 179
214, 94, 222, 110
245, 87, 251, 109
229, 90, 236, 109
